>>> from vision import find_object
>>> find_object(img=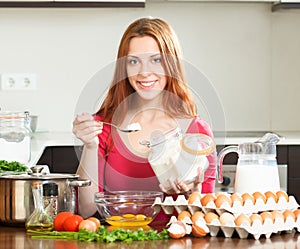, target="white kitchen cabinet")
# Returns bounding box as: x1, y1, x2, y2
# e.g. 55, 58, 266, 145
0, 0, 145, 7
